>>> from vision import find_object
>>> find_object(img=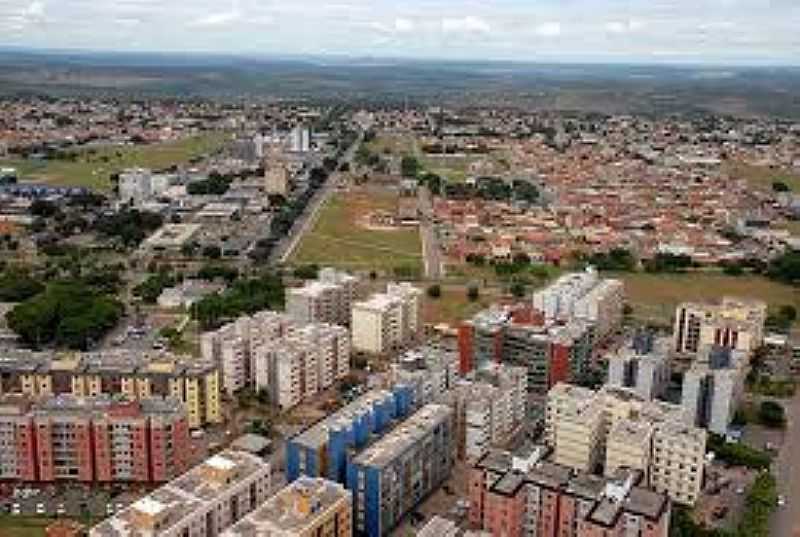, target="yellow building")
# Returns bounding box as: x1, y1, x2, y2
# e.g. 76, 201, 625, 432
673, 297, 767, 357
220, 477, 352, 537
